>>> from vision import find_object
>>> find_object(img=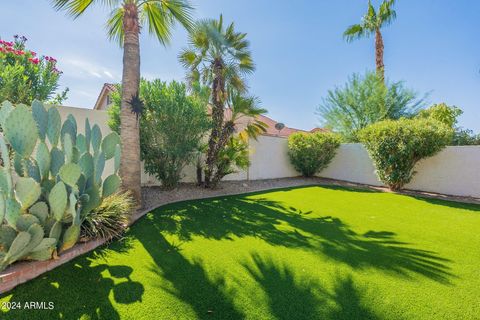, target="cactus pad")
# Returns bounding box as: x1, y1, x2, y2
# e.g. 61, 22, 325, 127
5, 198, 21, 228
16, 214, 40, 232
47, 107, 61, 146
15, 177, 41, 210
76, 134, 87, 154
49, 181, 68, 221
32, 100, 48, 141
4, 104, 39, 158
59, 163, 82, 187
102, 132, 121, 160
59, 224, 80, 252
91, 124, 102, 155
50, 147, 65, 177
103, 174, 121, 198
0, 101, 14, 129
36, 141, 51, 180
29, 202, 49, 224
